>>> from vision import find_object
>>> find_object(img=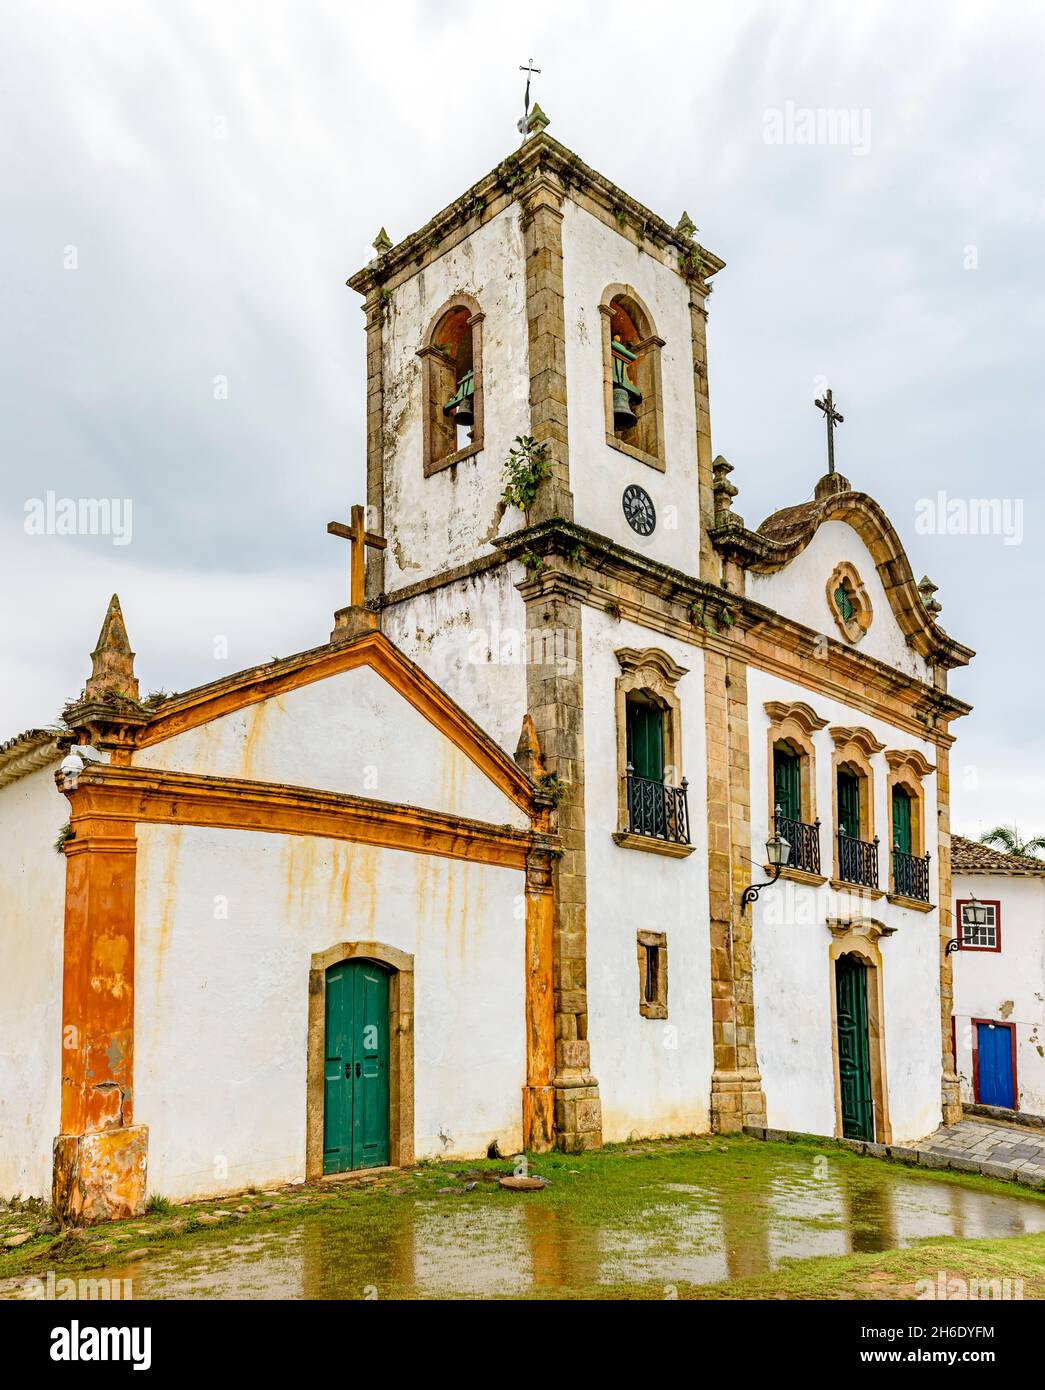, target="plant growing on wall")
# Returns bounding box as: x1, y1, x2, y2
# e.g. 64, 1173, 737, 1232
502, 435, 552, 512
537, 770, 570, 808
